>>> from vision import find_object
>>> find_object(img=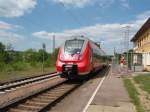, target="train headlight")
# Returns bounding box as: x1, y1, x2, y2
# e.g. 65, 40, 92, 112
78, 54, 82, 60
